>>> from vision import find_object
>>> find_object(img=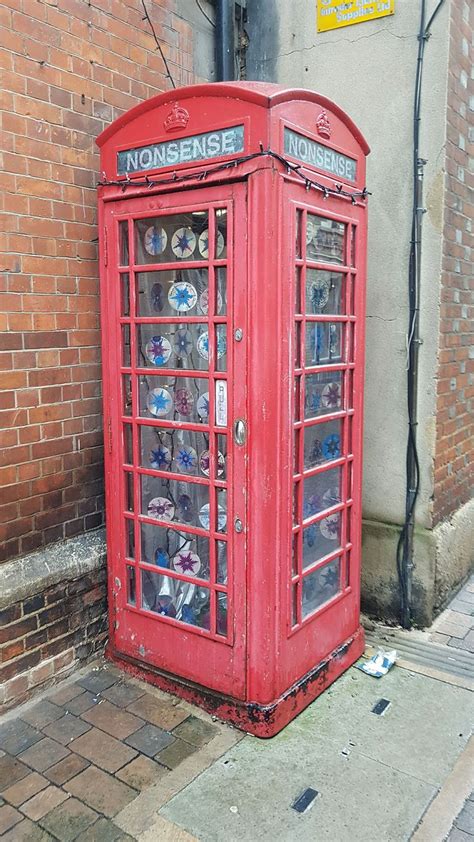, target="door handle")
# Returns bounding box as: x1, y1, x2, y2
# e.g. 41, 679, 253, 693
234, 419, 247, 446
